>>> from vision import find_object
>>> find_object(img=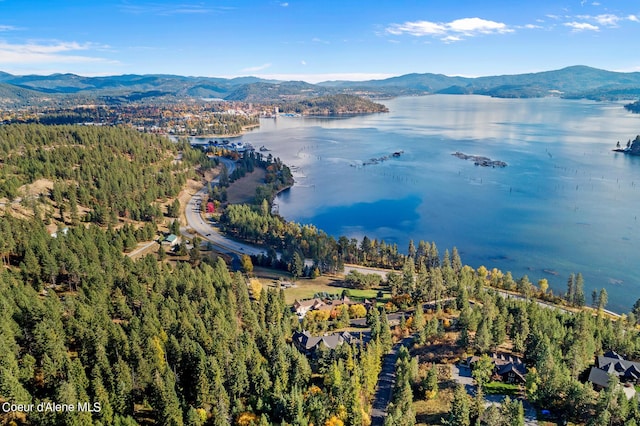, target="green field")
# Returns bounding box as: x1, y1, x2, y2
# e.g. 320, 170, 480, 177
483, 381, 521, 395
252, 267, 391, 304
